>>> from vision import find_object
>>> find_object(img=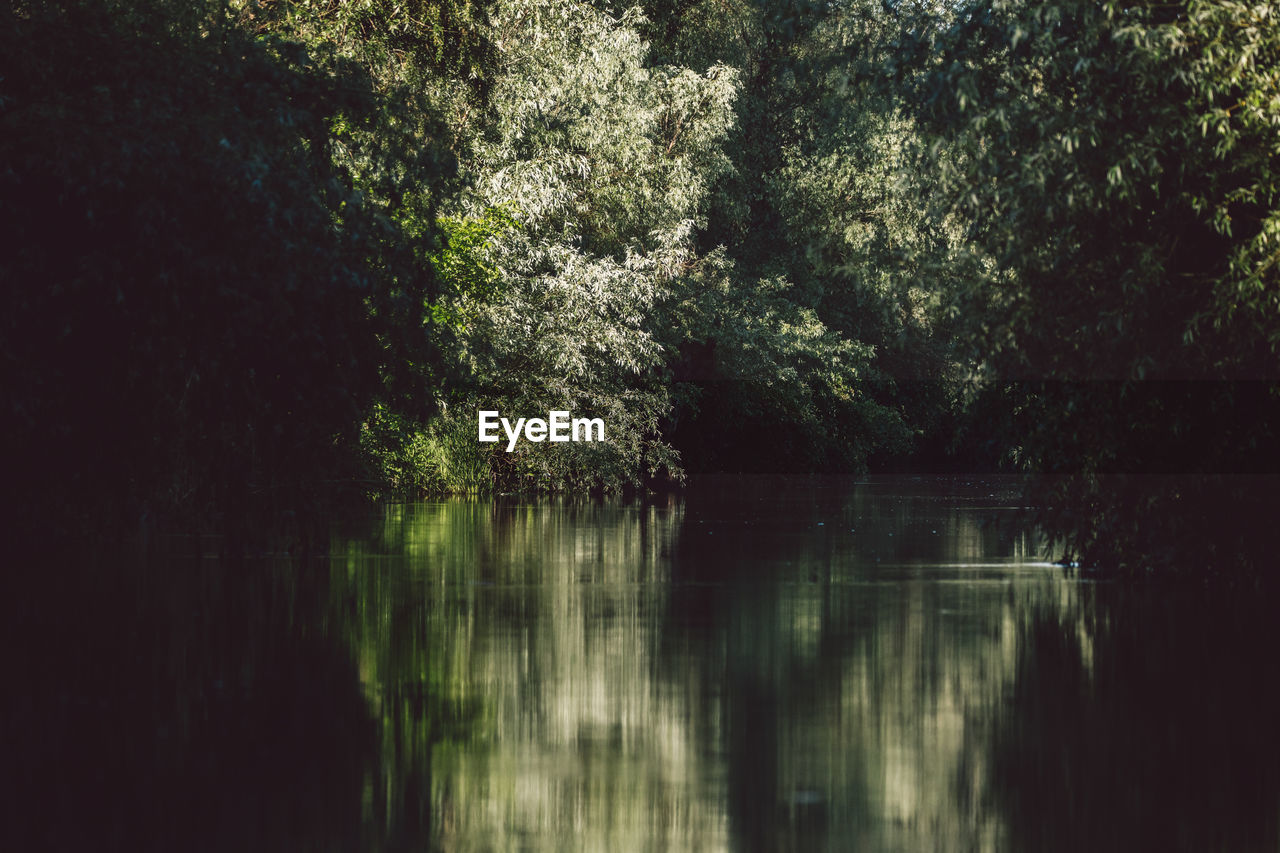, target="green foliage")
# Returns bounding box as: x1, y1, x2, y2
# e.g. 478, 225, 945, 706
428, 205, 520, 328
434, 0, 741, 490
892, 0, 1280, 572
1175, 0, 1280, 363
661, 252, 913, 471
9, 0, 1278, 578
900, 0, 1280, 380
361, 404, 492, 495
0, 0, 453, 531
247, 0, 496, 94
638, 0, 955, 470
456, 0, 915, 483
